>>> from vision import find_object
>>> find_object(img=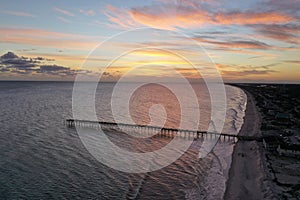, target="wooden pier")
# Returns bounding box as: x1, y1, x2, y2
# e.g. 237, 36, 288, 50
65, 119, 261, 142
